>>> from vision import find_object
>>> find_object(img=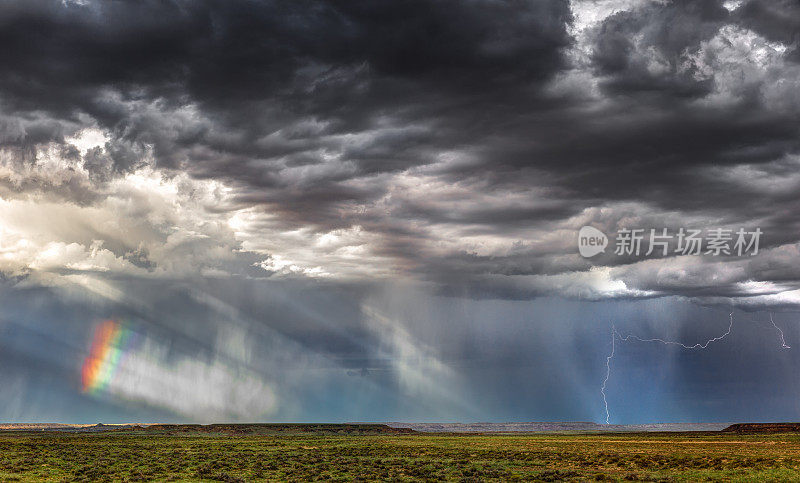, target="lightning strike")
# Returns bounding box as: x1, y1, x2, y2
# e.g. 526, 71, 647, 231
600, 327, 616, 425
602, 311, 794, 424
602, 312, 734, 424
769, 313, 790, 349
